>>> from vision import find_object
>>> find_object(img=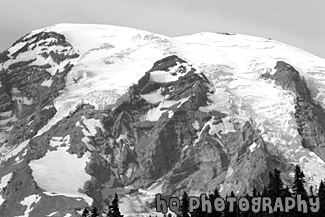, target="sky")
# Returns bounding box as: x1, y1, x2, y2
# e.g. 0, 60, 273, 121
0, 0, 324, 58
